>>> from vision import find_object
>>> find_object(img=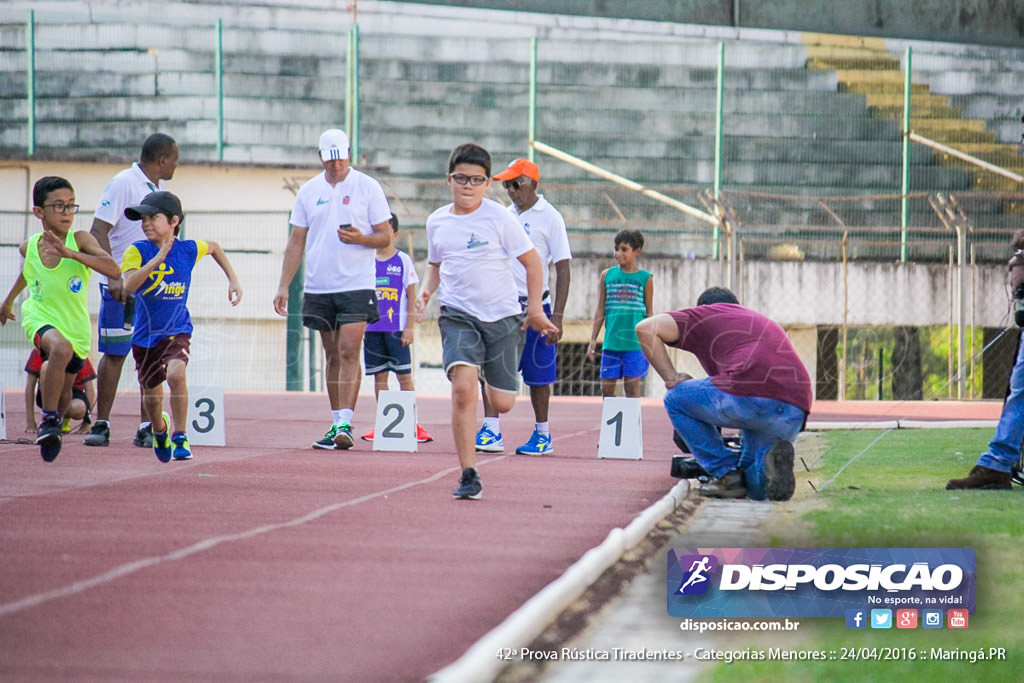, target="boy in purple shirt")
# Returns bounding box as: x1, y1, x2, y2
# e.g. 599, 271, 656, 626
360, 214, 433, 444
636, 287, 812, 501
